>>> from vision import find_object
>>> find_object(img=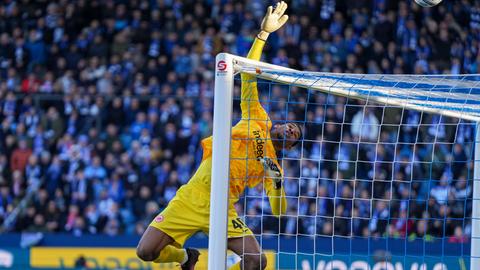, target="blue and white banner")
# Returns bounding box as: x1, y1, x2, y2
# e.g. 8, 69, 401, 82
278, 253, 469, 270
